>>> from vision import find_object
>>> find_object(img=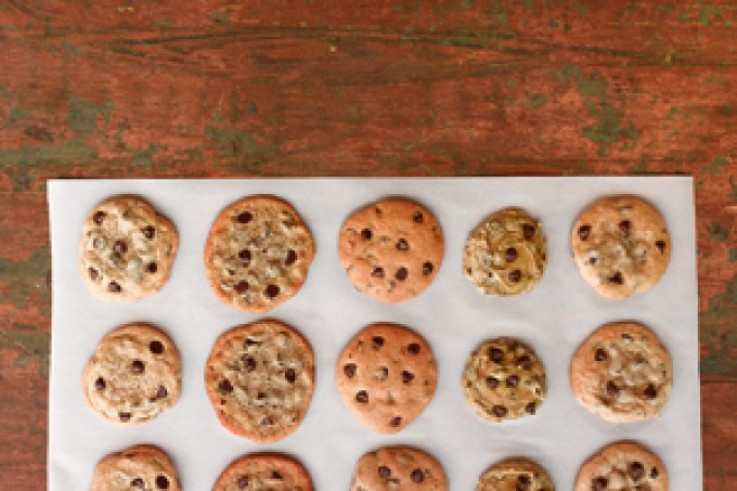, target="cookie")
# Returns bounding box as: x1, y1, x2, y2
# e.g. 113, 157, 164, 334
204, 195, 315, 312
570, 322, 673, 423
476, 458, 554, 491
80, 196, 178, 301
338, 198, 444, 303
205, 320, 315, 442
336, 323, 437, 433
574, 441, 668, 491
462, 337, 546, 423
83, 323, 181, 425
351, 446, 448, 490
213, 453, 314, 491
463, 207, 547, 297
90, 445, 181, 491
571, 195, 671, 299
